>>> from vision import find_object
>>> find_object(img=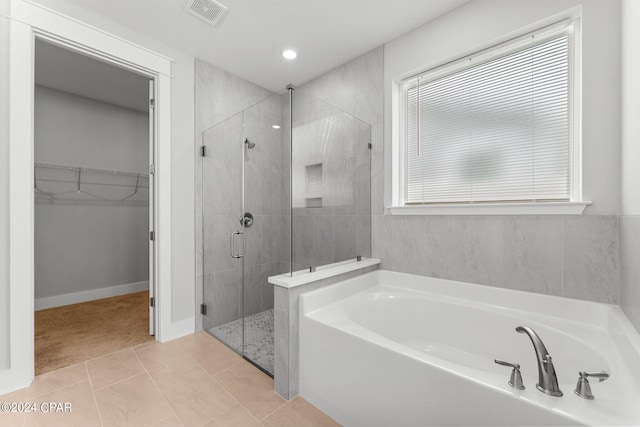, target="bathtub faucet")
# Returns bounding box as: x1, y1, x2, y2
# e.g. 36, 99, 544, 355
515, 326, 563, 397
